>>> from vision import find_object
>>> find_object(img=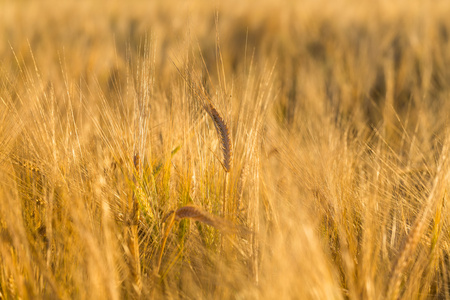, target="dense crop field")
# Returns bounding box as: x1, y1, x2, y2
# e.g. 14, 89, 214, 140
1, 0, 450, 299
